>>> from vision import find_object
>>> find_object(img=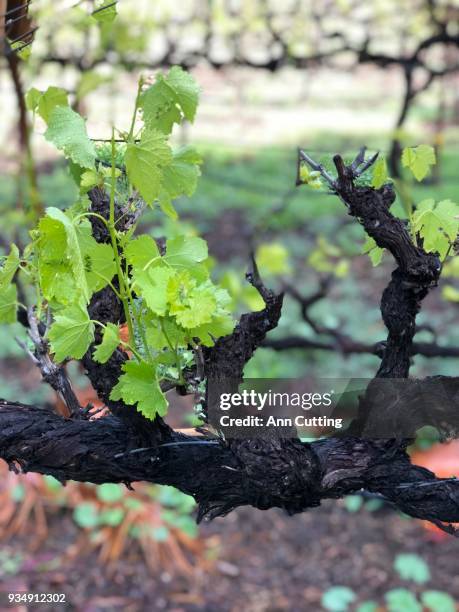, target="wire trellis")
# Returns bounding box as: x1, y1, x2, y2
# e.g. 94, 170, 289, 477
1, 0, 118, 58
